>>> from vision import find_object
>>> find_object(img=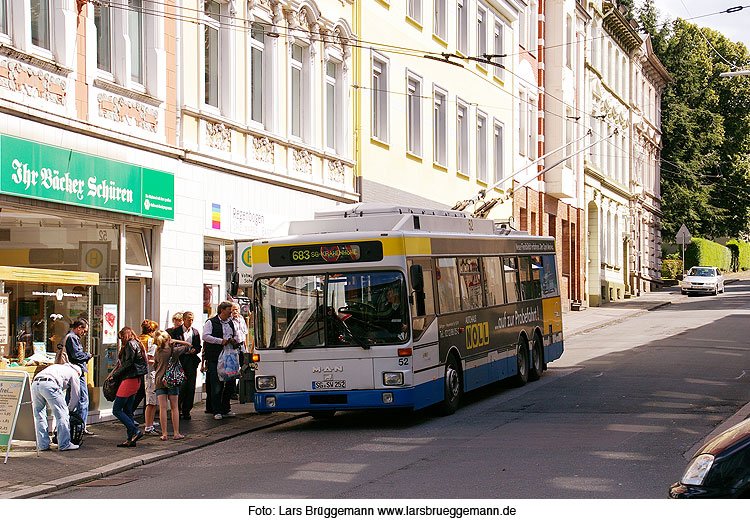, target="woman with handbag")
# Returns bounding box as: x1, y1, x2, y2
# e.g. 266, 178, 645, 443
111, 327, 148, 447
153, 330, 190, 440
